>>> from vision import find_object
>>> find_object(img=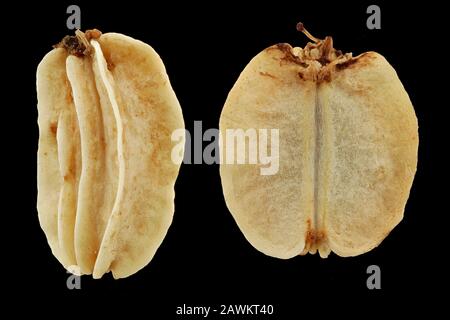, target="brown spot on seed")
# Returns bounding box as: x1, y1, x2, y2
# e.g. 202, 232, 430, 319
336, 52, 376, 70
50, 122, 57, 136
259, 71, 277, 79
305, 230, 315, 244
303, 218, 327, 251
336, 58, 358, 70
268, 43, 309, 68
107, 61, 115, 71
315, 230, 326, 243
318, 70, 332, 83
